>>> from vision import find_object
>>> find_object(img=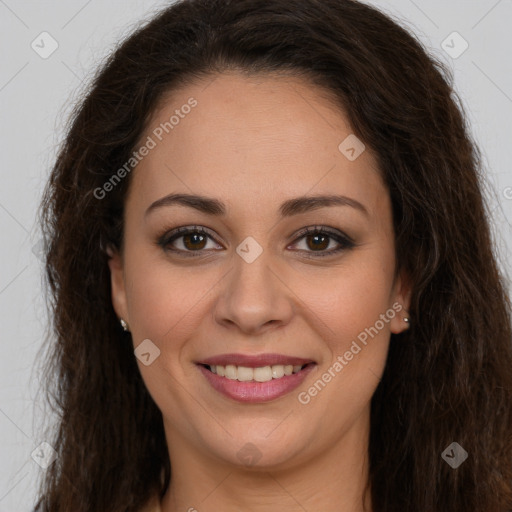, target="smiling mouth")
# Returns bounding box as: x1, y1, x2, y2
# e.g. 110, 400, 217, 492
200, 363, 313, 383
